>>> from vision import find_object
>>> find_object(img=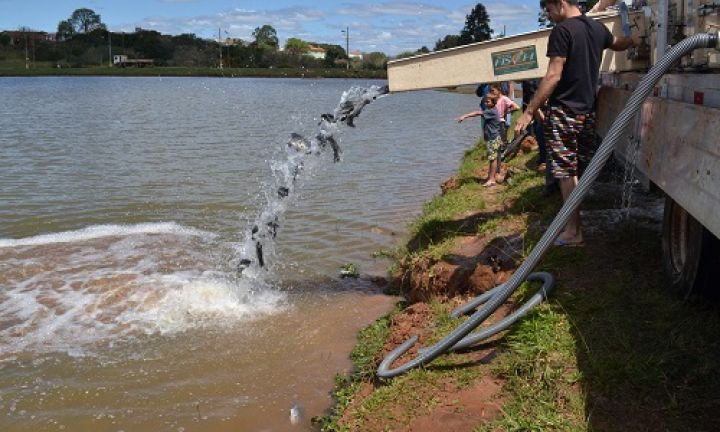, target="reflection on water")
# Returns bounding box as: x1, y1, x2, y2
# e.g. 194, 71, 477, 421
0, 76, 479, 430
